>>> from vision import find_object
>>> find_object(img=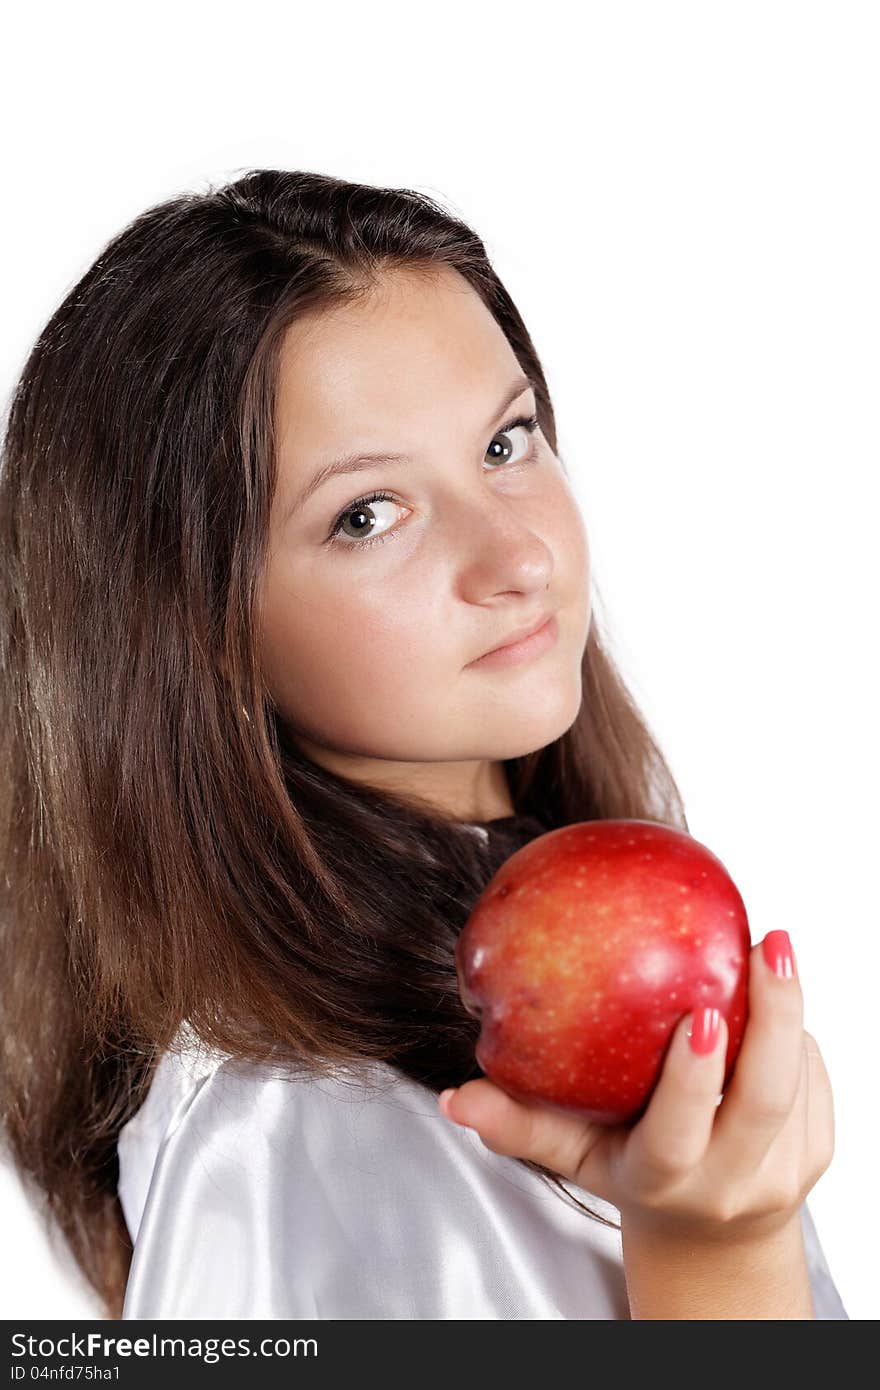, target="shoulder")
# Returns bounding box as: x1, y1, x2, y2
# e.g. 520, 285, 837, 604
118, 1026, 628, 1319
117, 1022, 403, 1242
